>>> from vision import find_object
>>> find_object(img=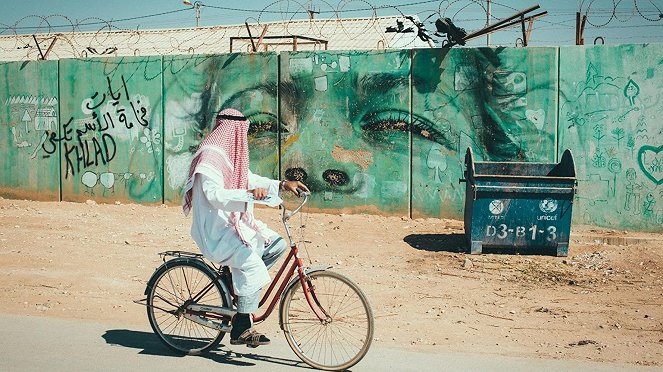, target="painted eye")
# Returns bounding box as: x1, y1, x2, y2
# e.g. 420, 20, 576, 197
245, 112, 279, 136
362, 110, 409, 134
360, 109, 451, 146
411, 114, 453, 146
